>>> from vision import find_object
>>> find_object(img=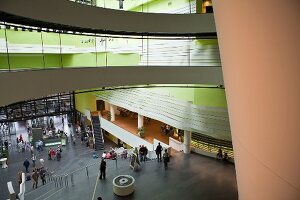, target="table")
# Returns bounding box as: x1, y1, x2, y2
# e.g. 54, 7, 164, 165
0, 158, 8, 169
